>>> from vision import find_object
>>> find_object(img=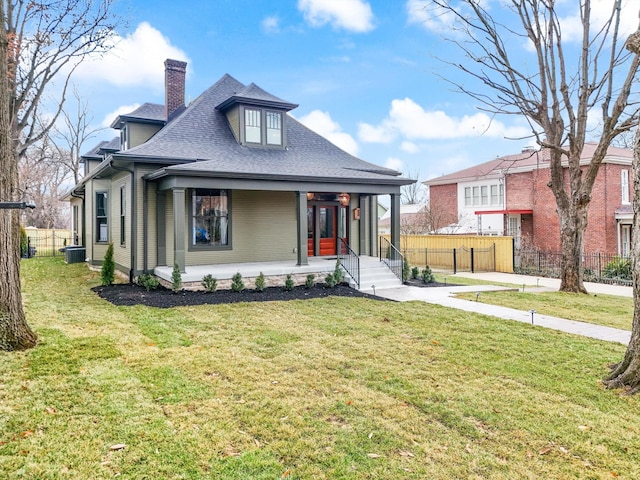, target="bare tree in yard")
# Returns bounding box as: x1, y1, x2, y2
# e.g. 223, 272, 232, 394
0, 0, 118, 351
427, 0, 640, 293
19, 137, 69, 228
52, 87, 103, 185
605, 32, 640, 393
401, 169, 427, 205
